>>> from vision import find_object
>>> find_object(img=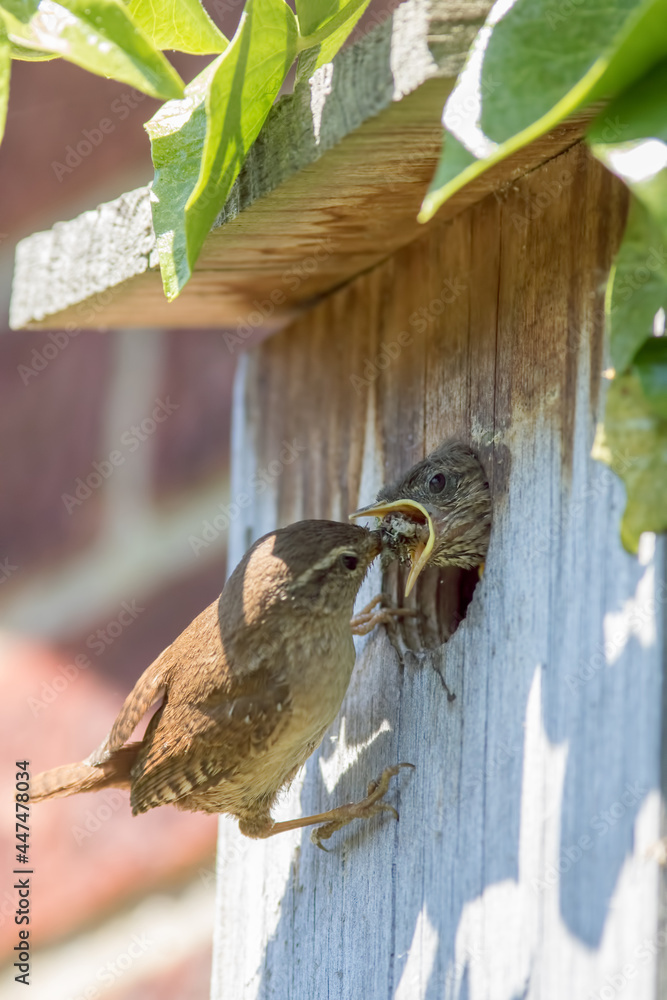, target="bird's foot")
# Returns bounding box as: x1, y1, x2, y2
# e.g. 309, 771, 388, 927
350, 594, 419, 636
251, 763, 415, 846
311, 762, 415, 850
